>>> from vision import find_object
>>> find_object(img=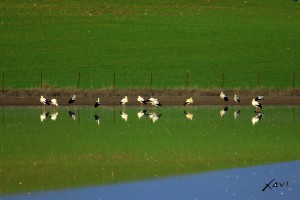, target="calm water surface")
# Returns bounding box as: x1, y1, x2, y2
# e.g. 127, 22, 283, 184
0, 105, 299, 198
